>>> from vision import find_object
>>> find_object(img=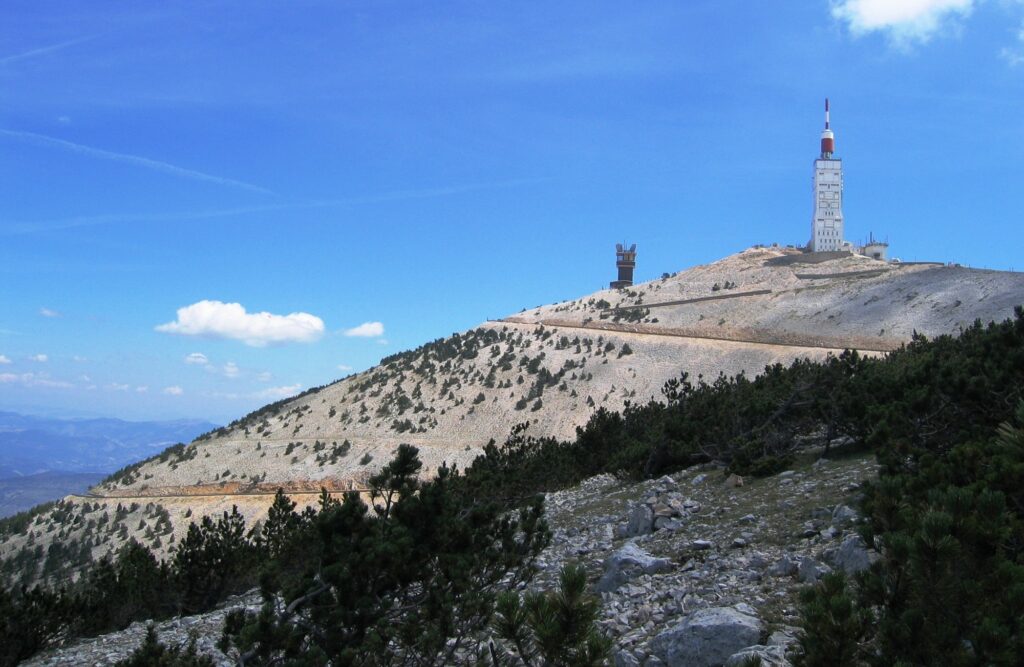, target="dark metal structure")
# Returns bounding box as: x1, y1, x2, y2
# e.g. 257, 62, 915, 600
610, 243, 637, 289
